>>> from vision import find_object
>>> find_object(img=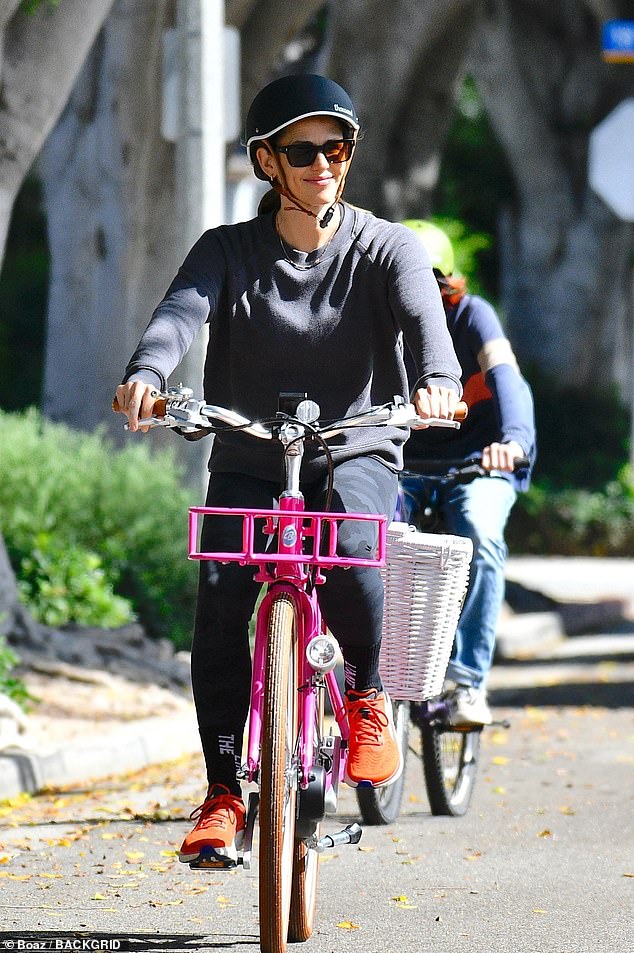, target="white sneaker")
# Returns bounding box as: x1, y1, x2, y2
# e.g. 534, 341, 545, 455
445, 684, 492, 727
